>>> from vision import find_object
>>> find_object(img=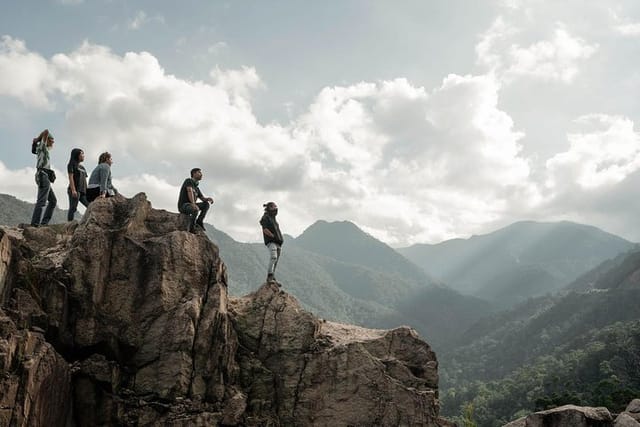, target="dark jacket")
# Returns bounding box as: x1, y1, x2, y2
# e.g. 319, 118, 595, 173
260, 213, 283, 246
